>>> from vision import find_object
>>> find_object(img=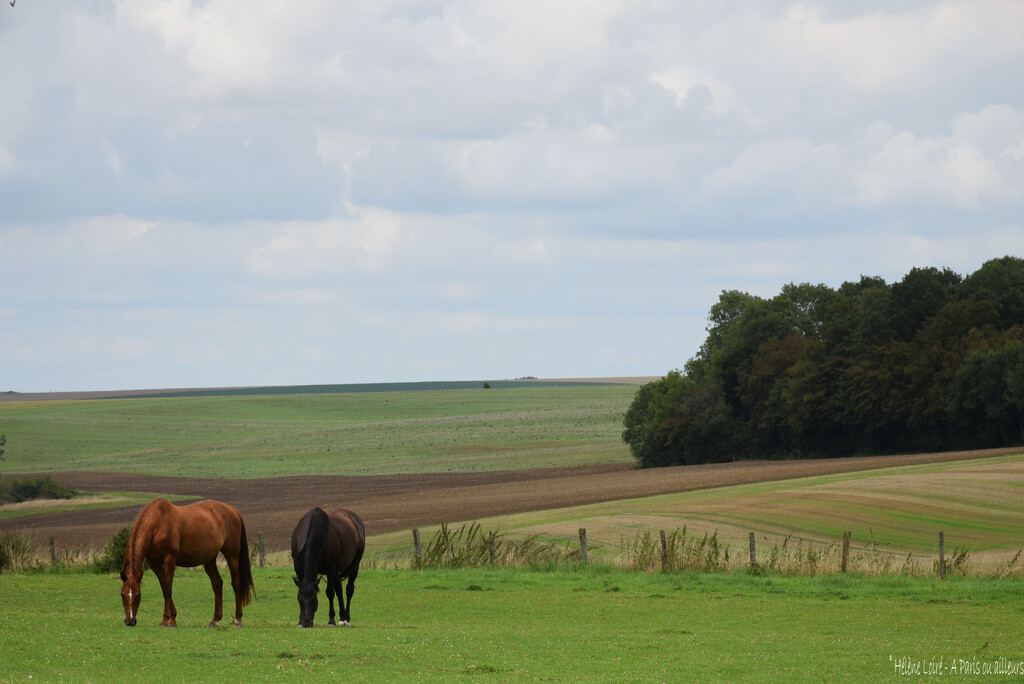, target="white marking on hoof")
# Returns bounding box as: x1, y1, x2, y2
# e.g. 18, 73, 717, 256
340, 620, 350, 627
